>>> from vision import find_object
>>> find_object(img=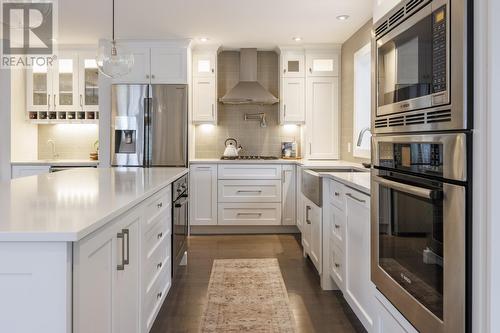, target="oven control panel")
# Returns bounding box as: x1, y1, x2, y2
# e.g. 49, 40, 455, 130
432, 6, 447, 93
378, 142, 443, 177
